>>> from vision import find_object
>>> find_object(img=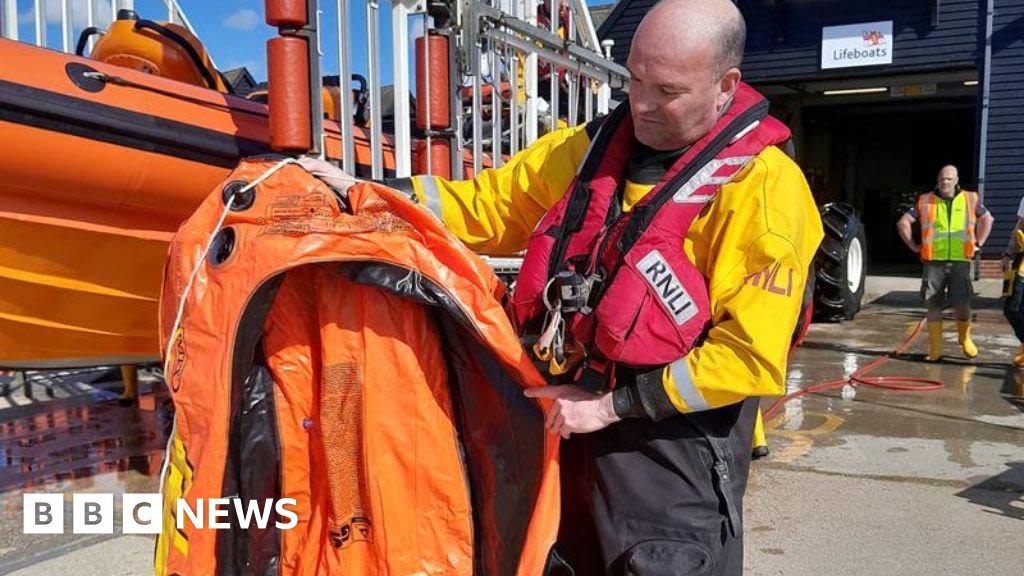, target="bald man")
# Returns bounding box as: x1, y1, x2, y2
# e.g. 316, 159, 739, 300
301, 0, 822, 573
898, 165, 993, 362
